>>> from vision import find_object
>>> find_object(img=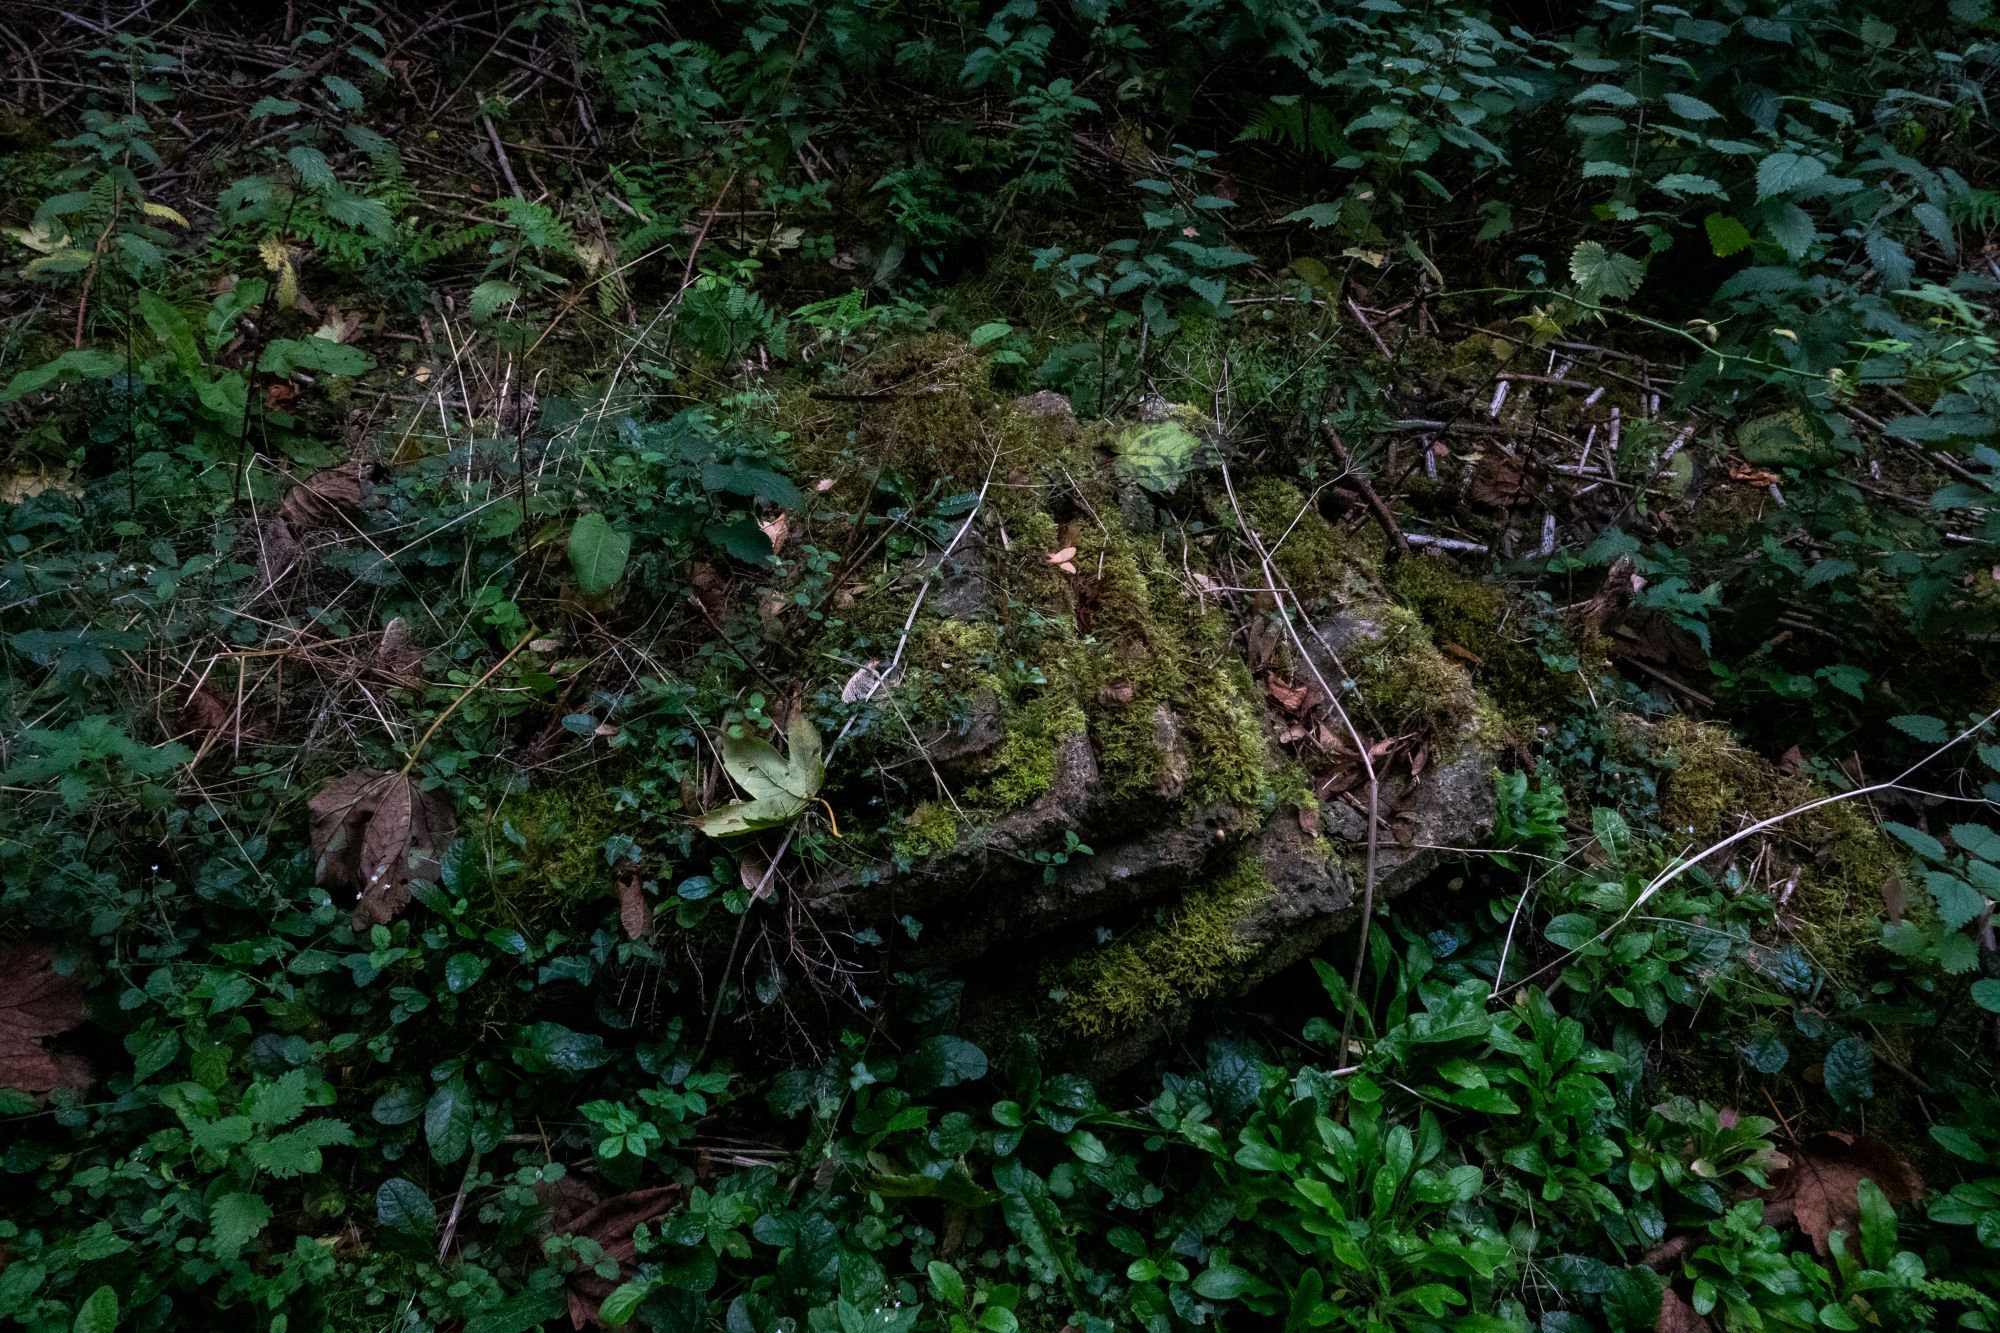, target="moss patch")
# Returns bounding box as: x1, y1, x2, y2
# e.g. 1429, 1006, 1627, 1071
485, 782, 629, 920
1393, 554, 1586, 724
1656, 716, 1905, 977
1057, 854, 1273, 1037
892, 801, 962, 859
1352, 604, 1476, 738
